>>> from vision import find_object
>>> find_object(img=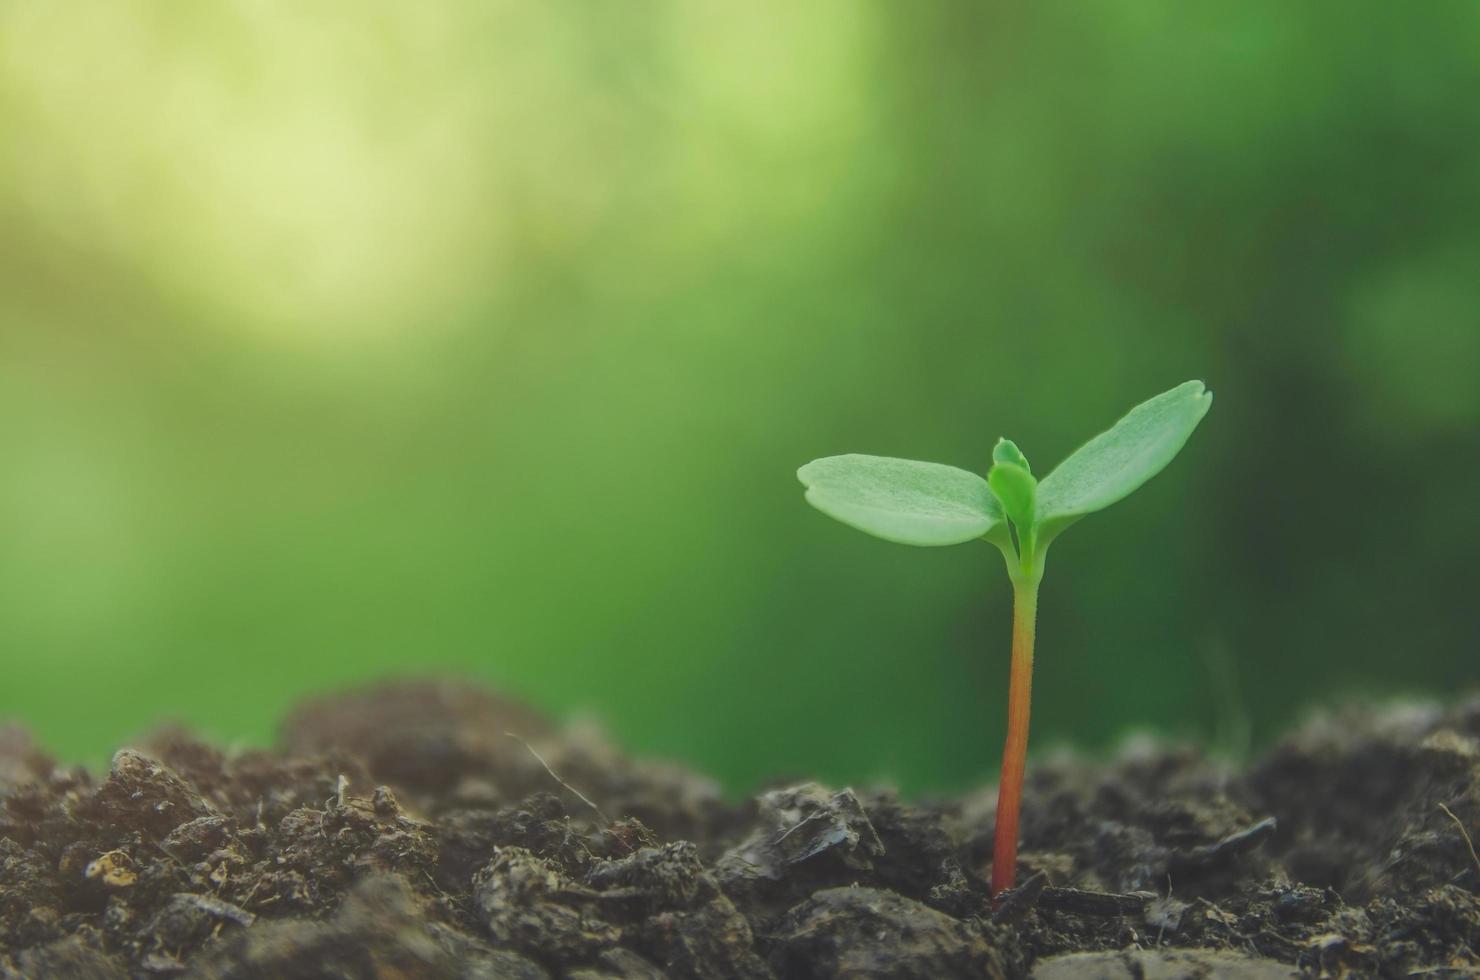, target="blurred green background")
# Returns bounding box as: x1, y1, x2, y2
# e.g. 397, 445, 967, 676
2, 2, 1477, 794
